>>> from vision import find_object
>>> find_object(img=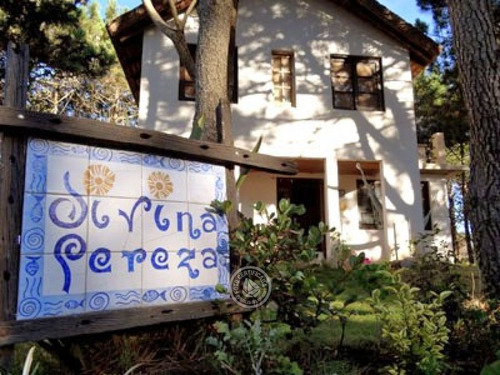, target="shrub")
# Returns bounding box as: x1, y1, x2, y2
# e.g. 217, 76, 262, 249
206, 318, 302, 375
370, 272, 450, 374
